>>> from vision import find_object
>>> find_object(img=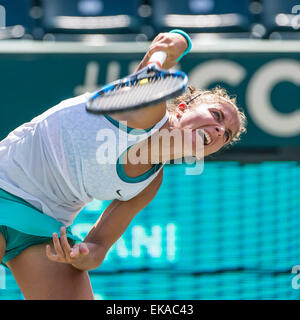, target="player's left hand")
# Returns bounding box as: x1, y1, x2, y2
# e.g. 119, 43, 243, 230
46, 227, 90, 268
